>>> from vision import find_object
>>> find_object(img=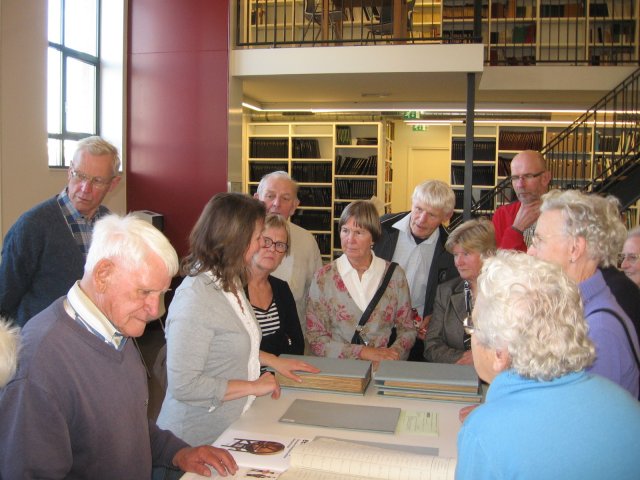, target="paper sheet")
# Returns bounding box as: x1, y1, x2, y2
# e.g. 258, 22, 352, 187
396, 410, 439, 436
